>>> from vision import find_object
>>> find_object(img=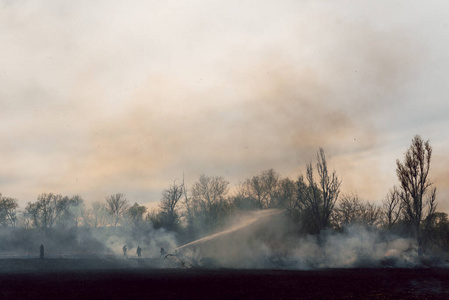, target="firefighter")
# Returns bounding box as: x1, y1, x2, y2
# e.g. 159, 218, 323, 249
123, 245, 127, 258
39, 244, 44, 259
137, 246, 142, 258
160, 247, 167, 258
